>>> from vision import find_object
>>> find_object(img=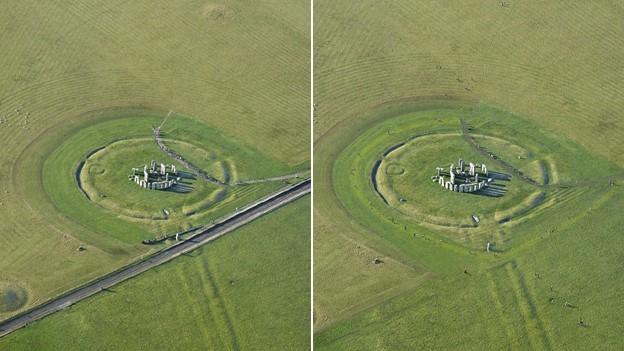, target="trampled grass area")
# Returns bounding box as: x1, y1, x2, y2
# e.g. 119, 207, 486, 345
314, 1, 624, 348
0, 0, 309, 323
0, 197, 311, 351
